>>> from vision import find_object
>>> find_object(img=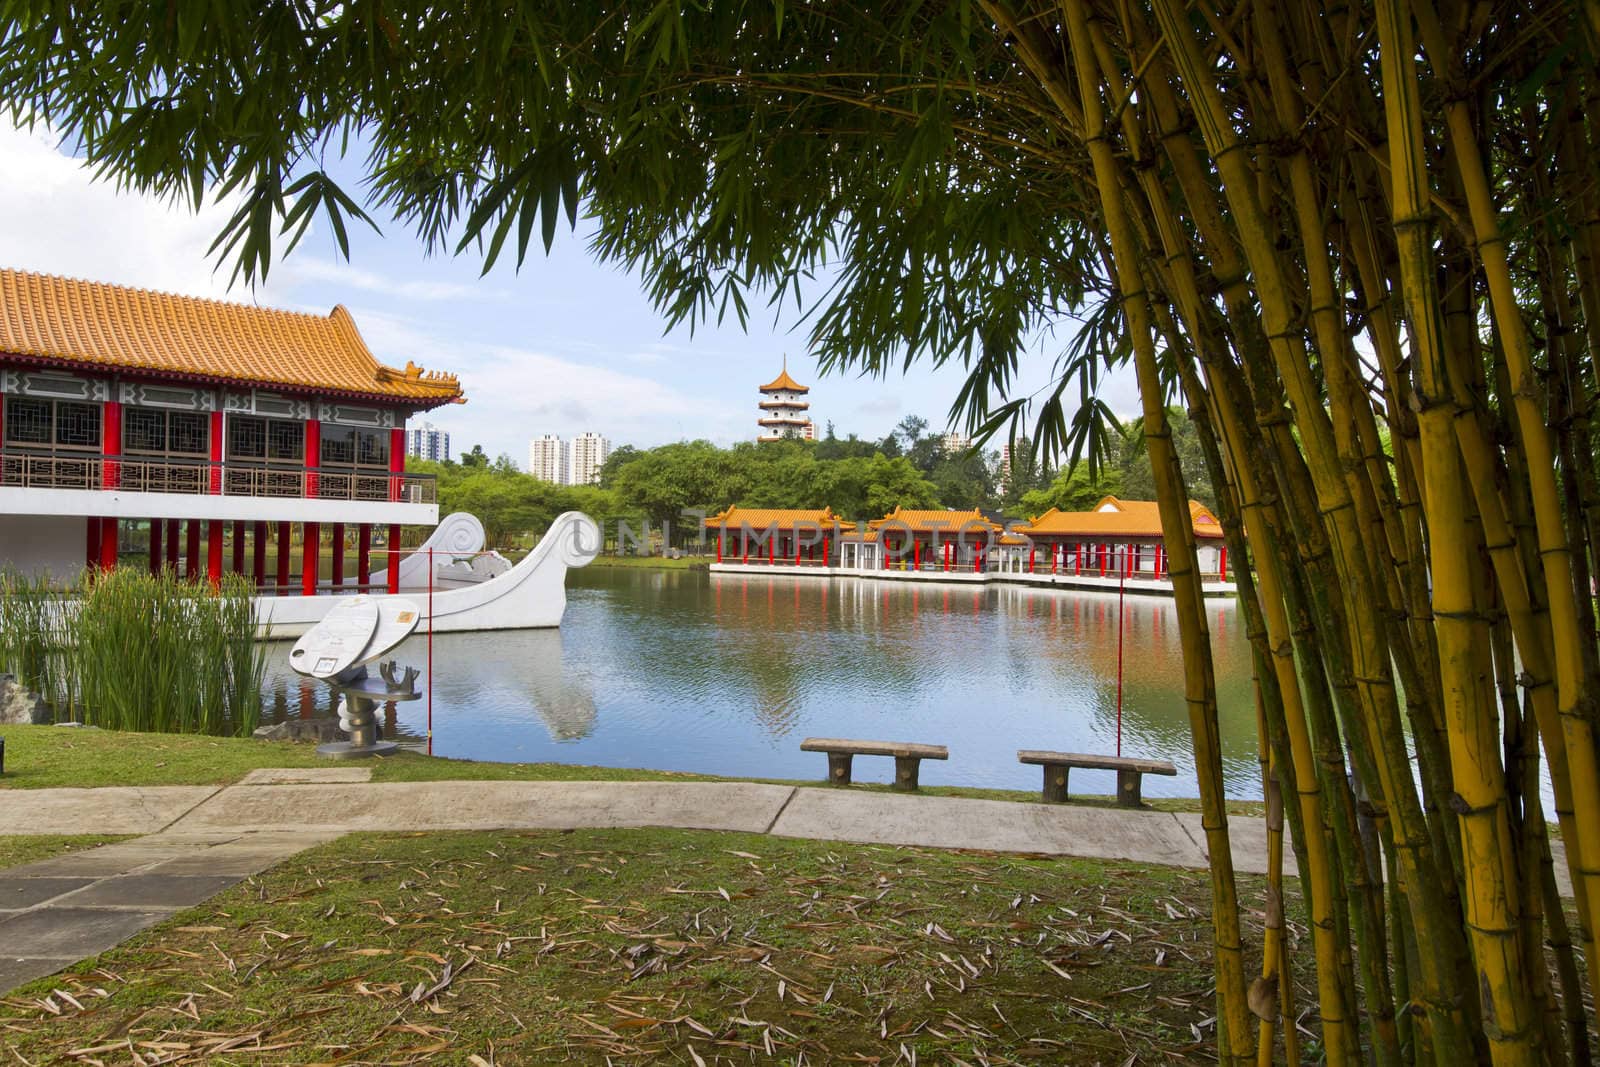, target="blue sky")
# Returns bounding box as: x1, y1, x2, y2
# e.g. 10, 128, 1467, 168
0, 124, 1139, 465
